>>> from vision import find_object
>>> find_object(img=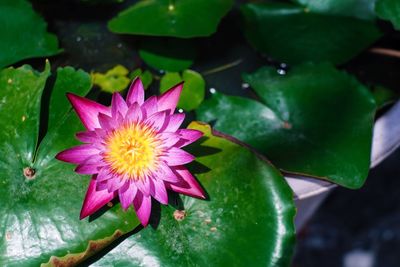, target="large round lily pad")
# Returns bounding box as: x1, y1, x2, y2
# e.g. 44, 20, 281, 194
108, 0, 233, 38
240, 2, 381, 65
90, 122, 296, 267
0, 0, 61, 69
197, 63, 376, 189
0, 63, 140, 266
